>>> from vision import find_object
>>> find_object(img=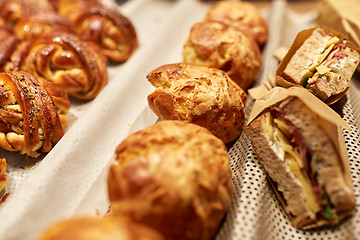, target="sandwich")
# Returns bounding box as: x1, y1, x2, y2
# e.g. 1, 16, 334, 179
276, 26, 360, 104
246, 87, 355, 229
